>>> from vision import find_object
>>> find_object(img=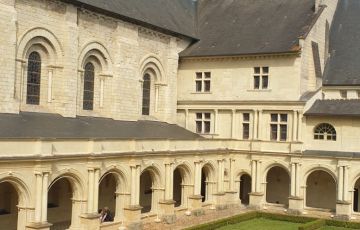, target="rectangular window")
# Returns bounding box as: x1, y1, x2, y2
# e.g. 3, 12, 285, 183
195, 113, 211, 134
195, 72, 211, 92
253, 67, 269, 90
242, 113, 250, 140
270, 113, 288, 141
